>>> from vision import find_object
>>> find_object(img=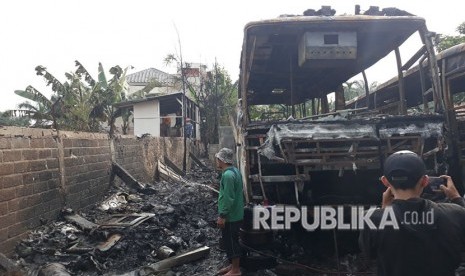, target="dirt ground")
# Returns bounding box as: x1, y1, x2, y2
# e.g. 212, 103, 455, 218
5, 159, 377, 276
